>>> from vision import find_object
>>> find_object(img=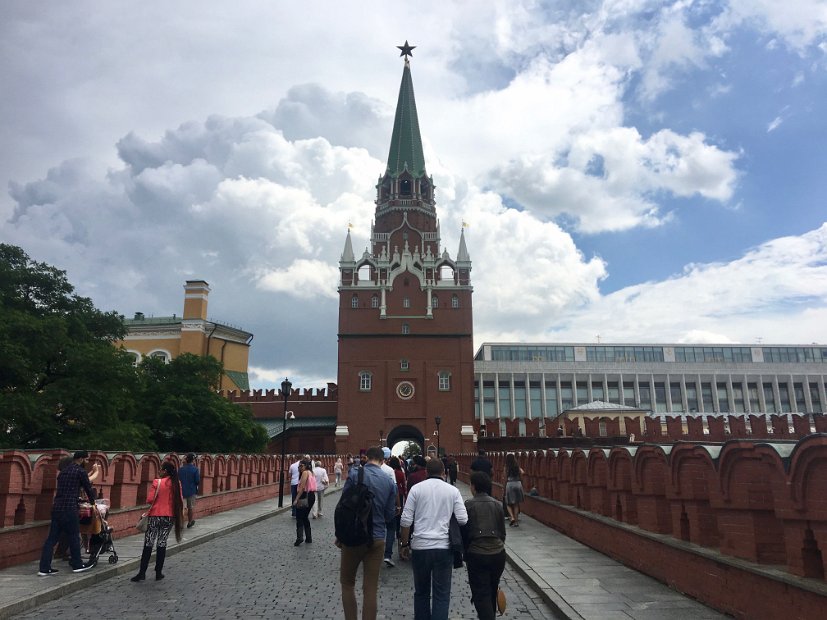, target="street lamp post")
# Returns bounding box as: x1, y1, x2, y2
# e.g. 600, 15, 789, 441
435, 416, 442, 458
278, 378, 292, 508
